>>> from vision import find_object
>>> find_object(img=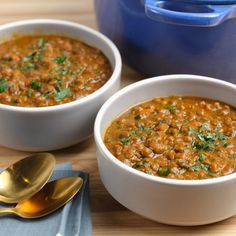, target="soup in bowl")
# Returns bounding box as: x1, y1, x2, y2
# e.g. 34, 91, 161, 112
0, 19, 121, 151
104, 96, 236, 180
94, 74, 236, 225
